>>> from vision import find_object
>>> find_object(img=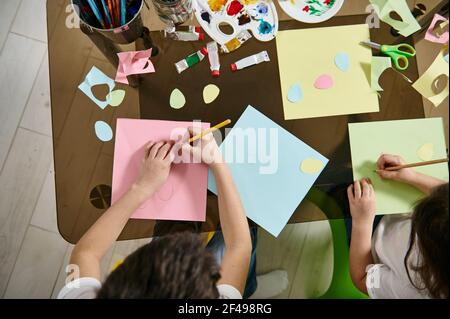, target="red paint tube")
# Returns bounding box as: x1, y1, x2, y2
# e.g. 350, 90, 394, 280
207, 41, 220, 77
